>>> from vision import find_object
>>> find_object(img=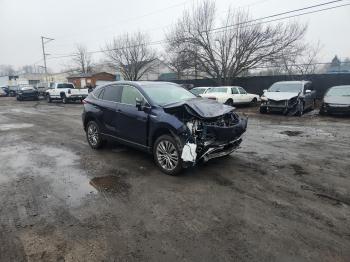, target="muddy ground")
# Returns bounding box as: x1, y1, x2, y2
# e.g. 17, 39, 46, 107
0, 97, 349, 262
